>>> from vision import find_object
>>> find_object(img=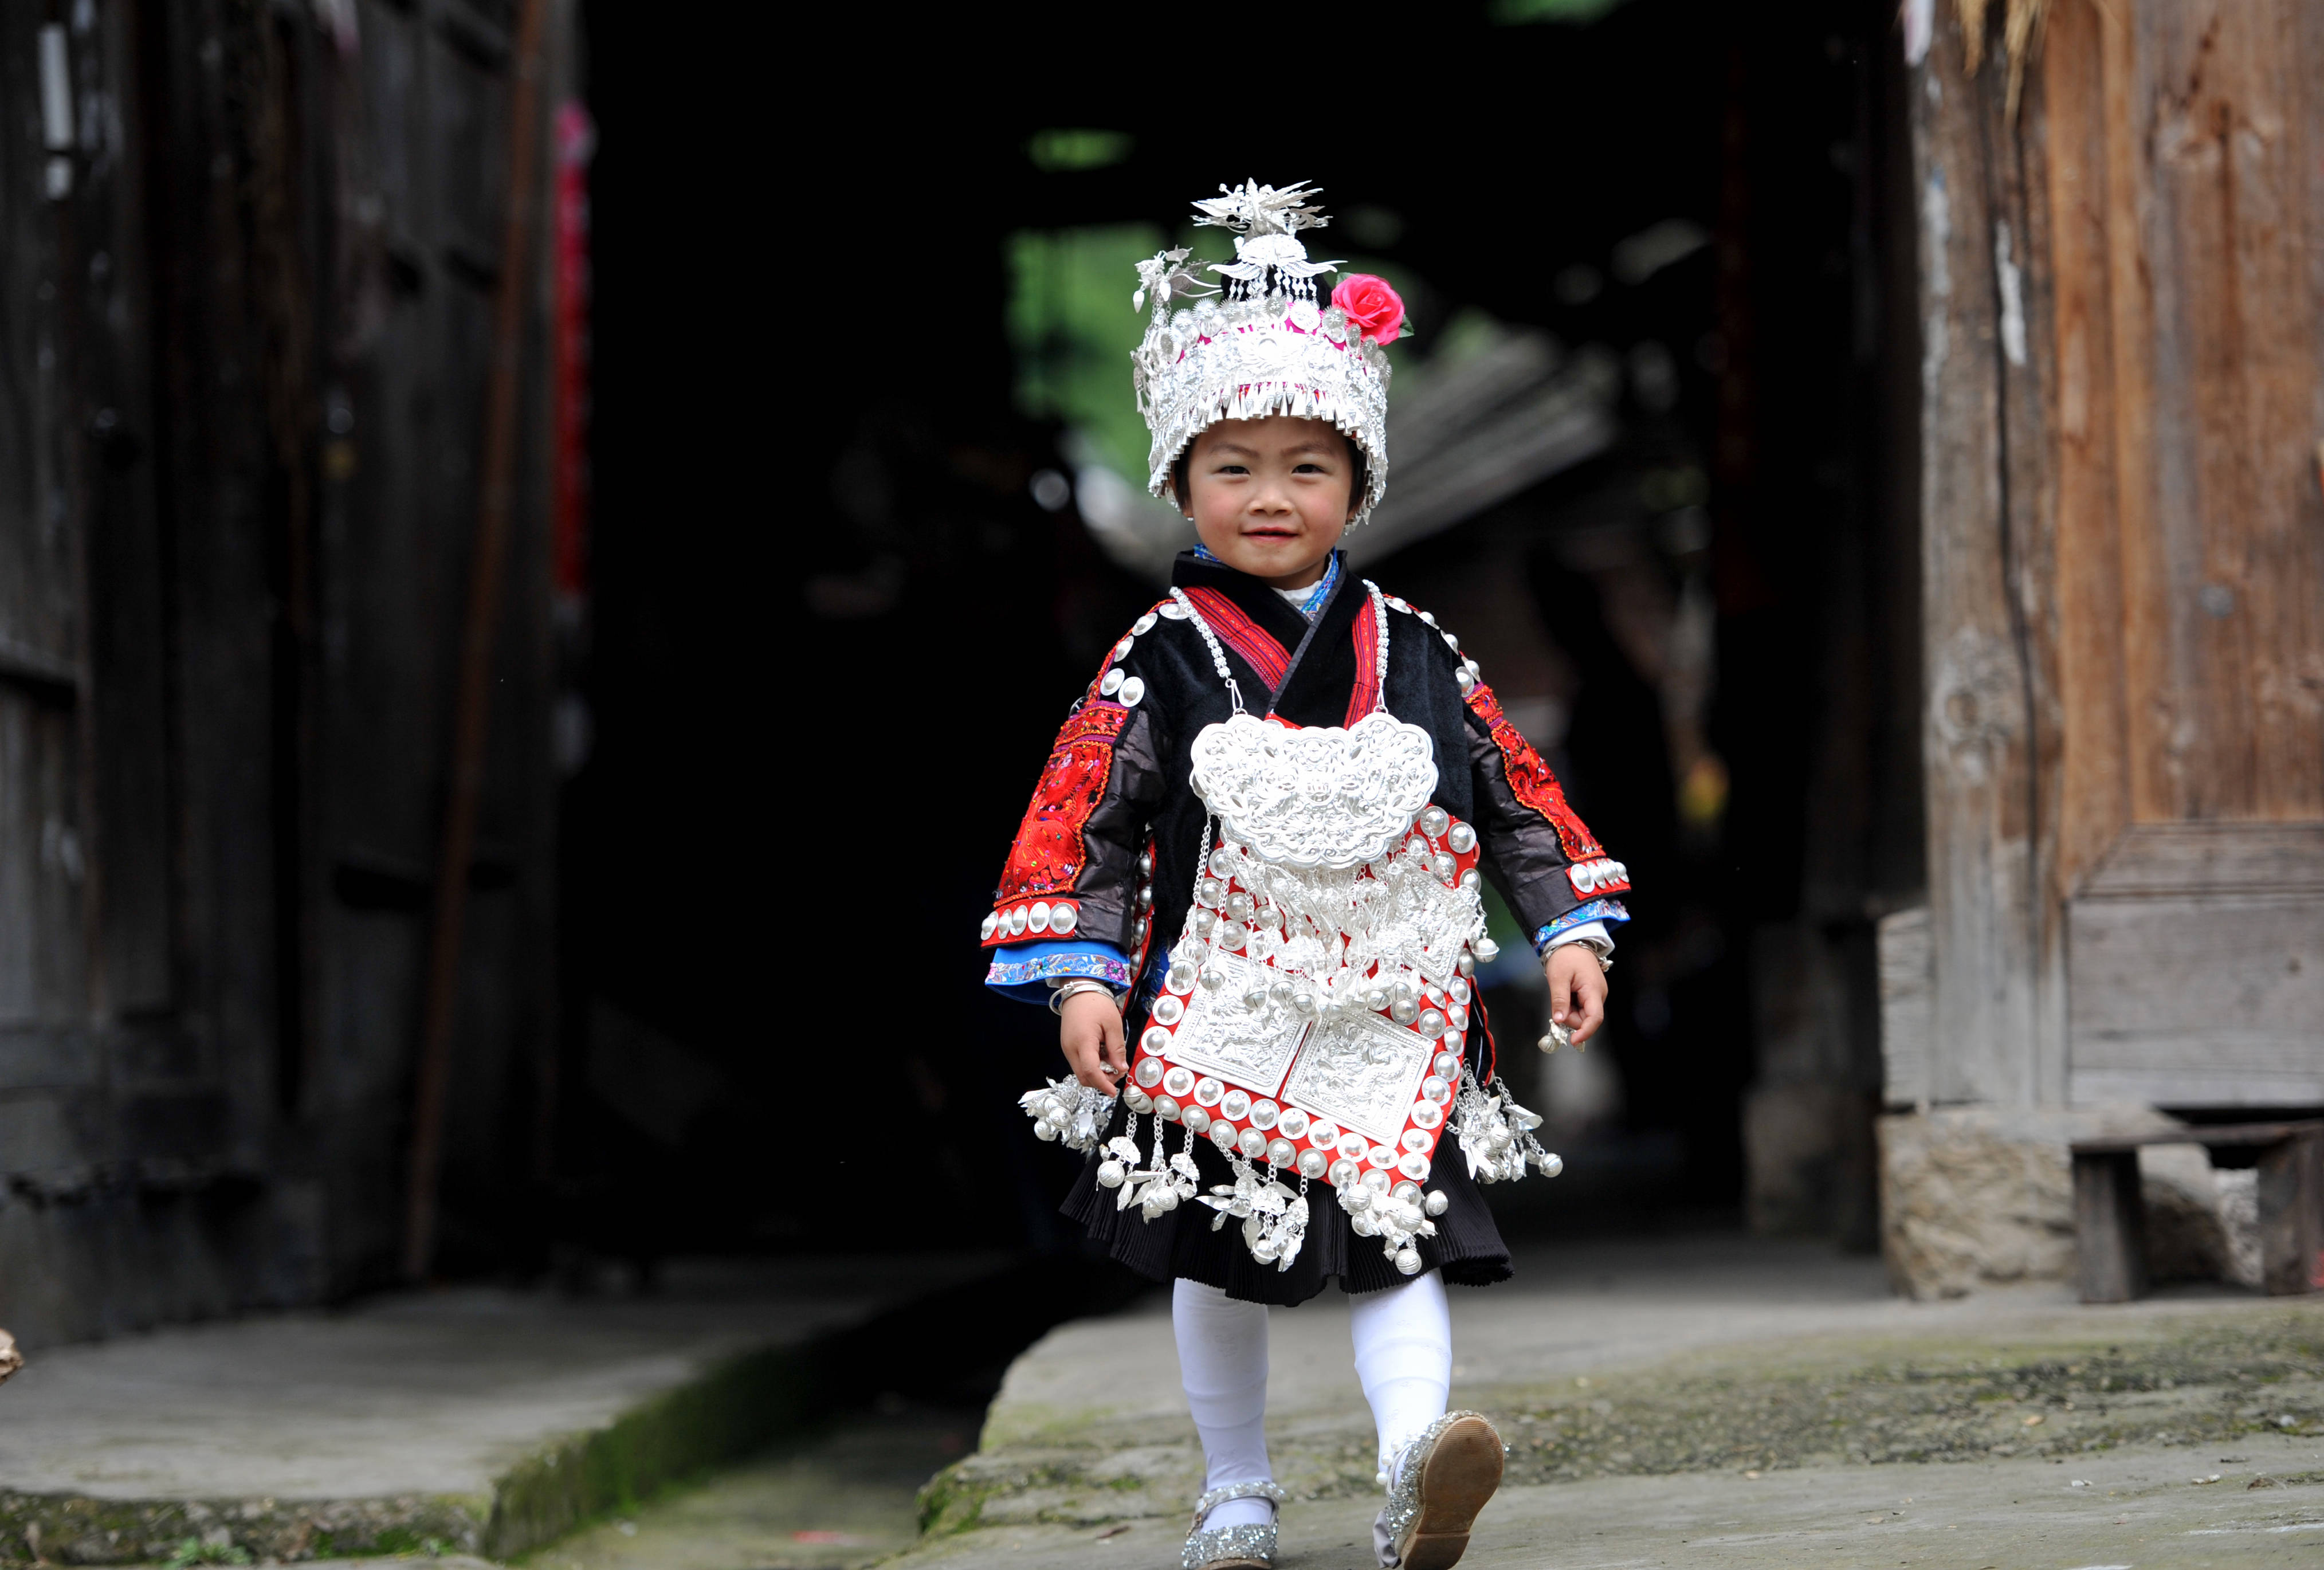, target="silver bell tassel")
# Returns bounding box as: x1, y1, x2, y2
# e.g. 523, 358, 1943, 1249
1016, 1076, 1114, 1154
